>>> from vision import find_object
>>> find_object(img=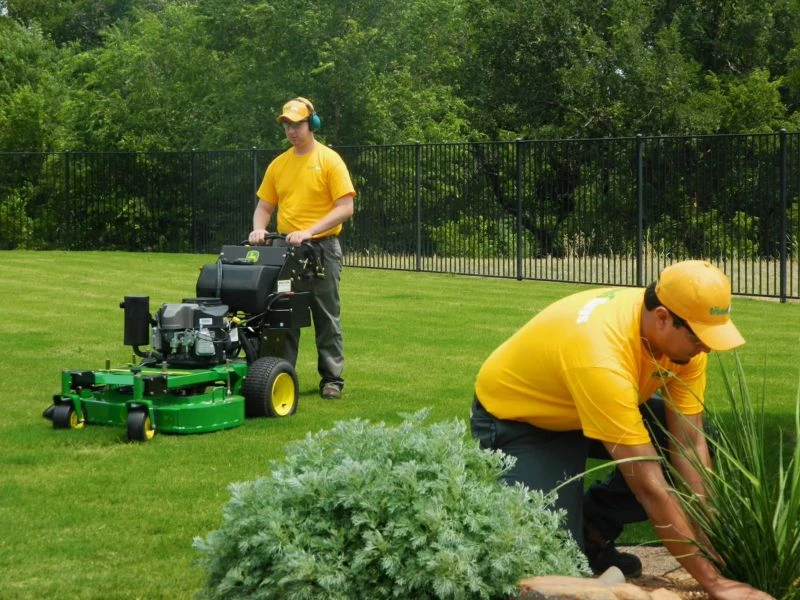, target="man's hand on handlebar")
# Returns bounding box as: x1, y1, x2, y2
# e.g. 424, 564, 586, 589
248, 229, 269, 245
285, 230, 313, 246
248, 229, 313, 247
